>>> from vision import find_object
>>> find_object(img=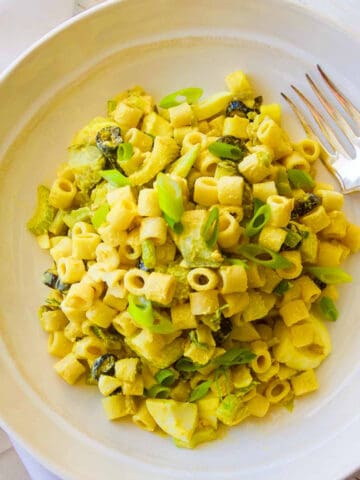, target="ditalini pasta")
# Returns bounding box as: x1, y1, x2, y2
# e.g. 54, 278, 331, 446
27, 70, 360, 448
